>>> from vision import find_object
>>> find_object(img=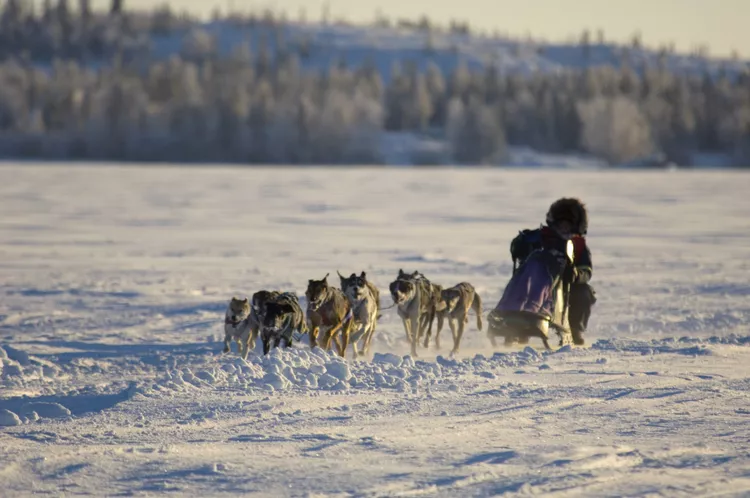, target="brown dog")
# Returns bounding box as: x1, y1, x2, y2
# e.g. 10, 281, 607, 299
305, 273, 353, 357
435, 282, 483, 354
